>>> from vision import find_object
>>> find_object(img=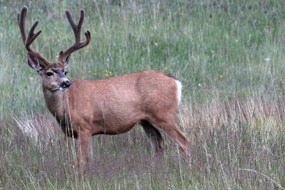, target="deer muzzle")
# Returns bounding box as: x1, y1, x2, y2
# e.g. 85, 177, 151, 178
60, 80, 72, 89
